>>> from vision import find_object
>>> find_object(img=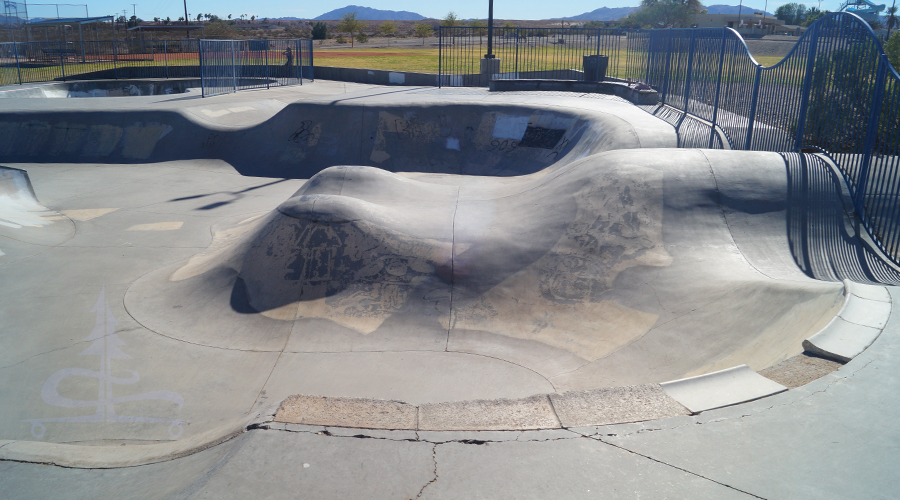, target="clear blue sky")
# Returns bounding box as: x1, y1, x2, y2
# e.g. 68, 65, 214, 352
17, 0, 845, 22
